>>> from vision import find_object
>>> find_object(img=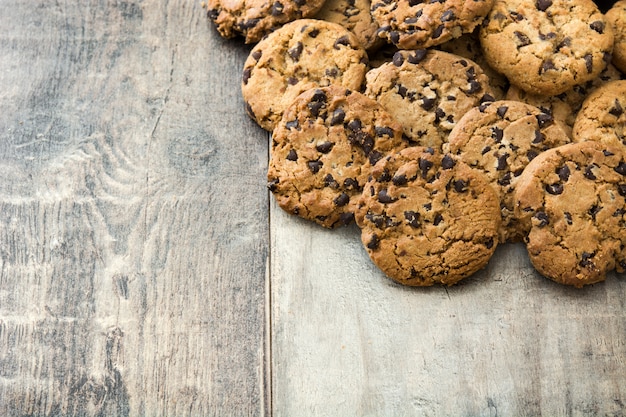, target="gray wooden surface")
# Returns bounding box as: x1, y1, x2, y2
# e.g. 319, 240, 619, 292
1, 1, 625, 416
